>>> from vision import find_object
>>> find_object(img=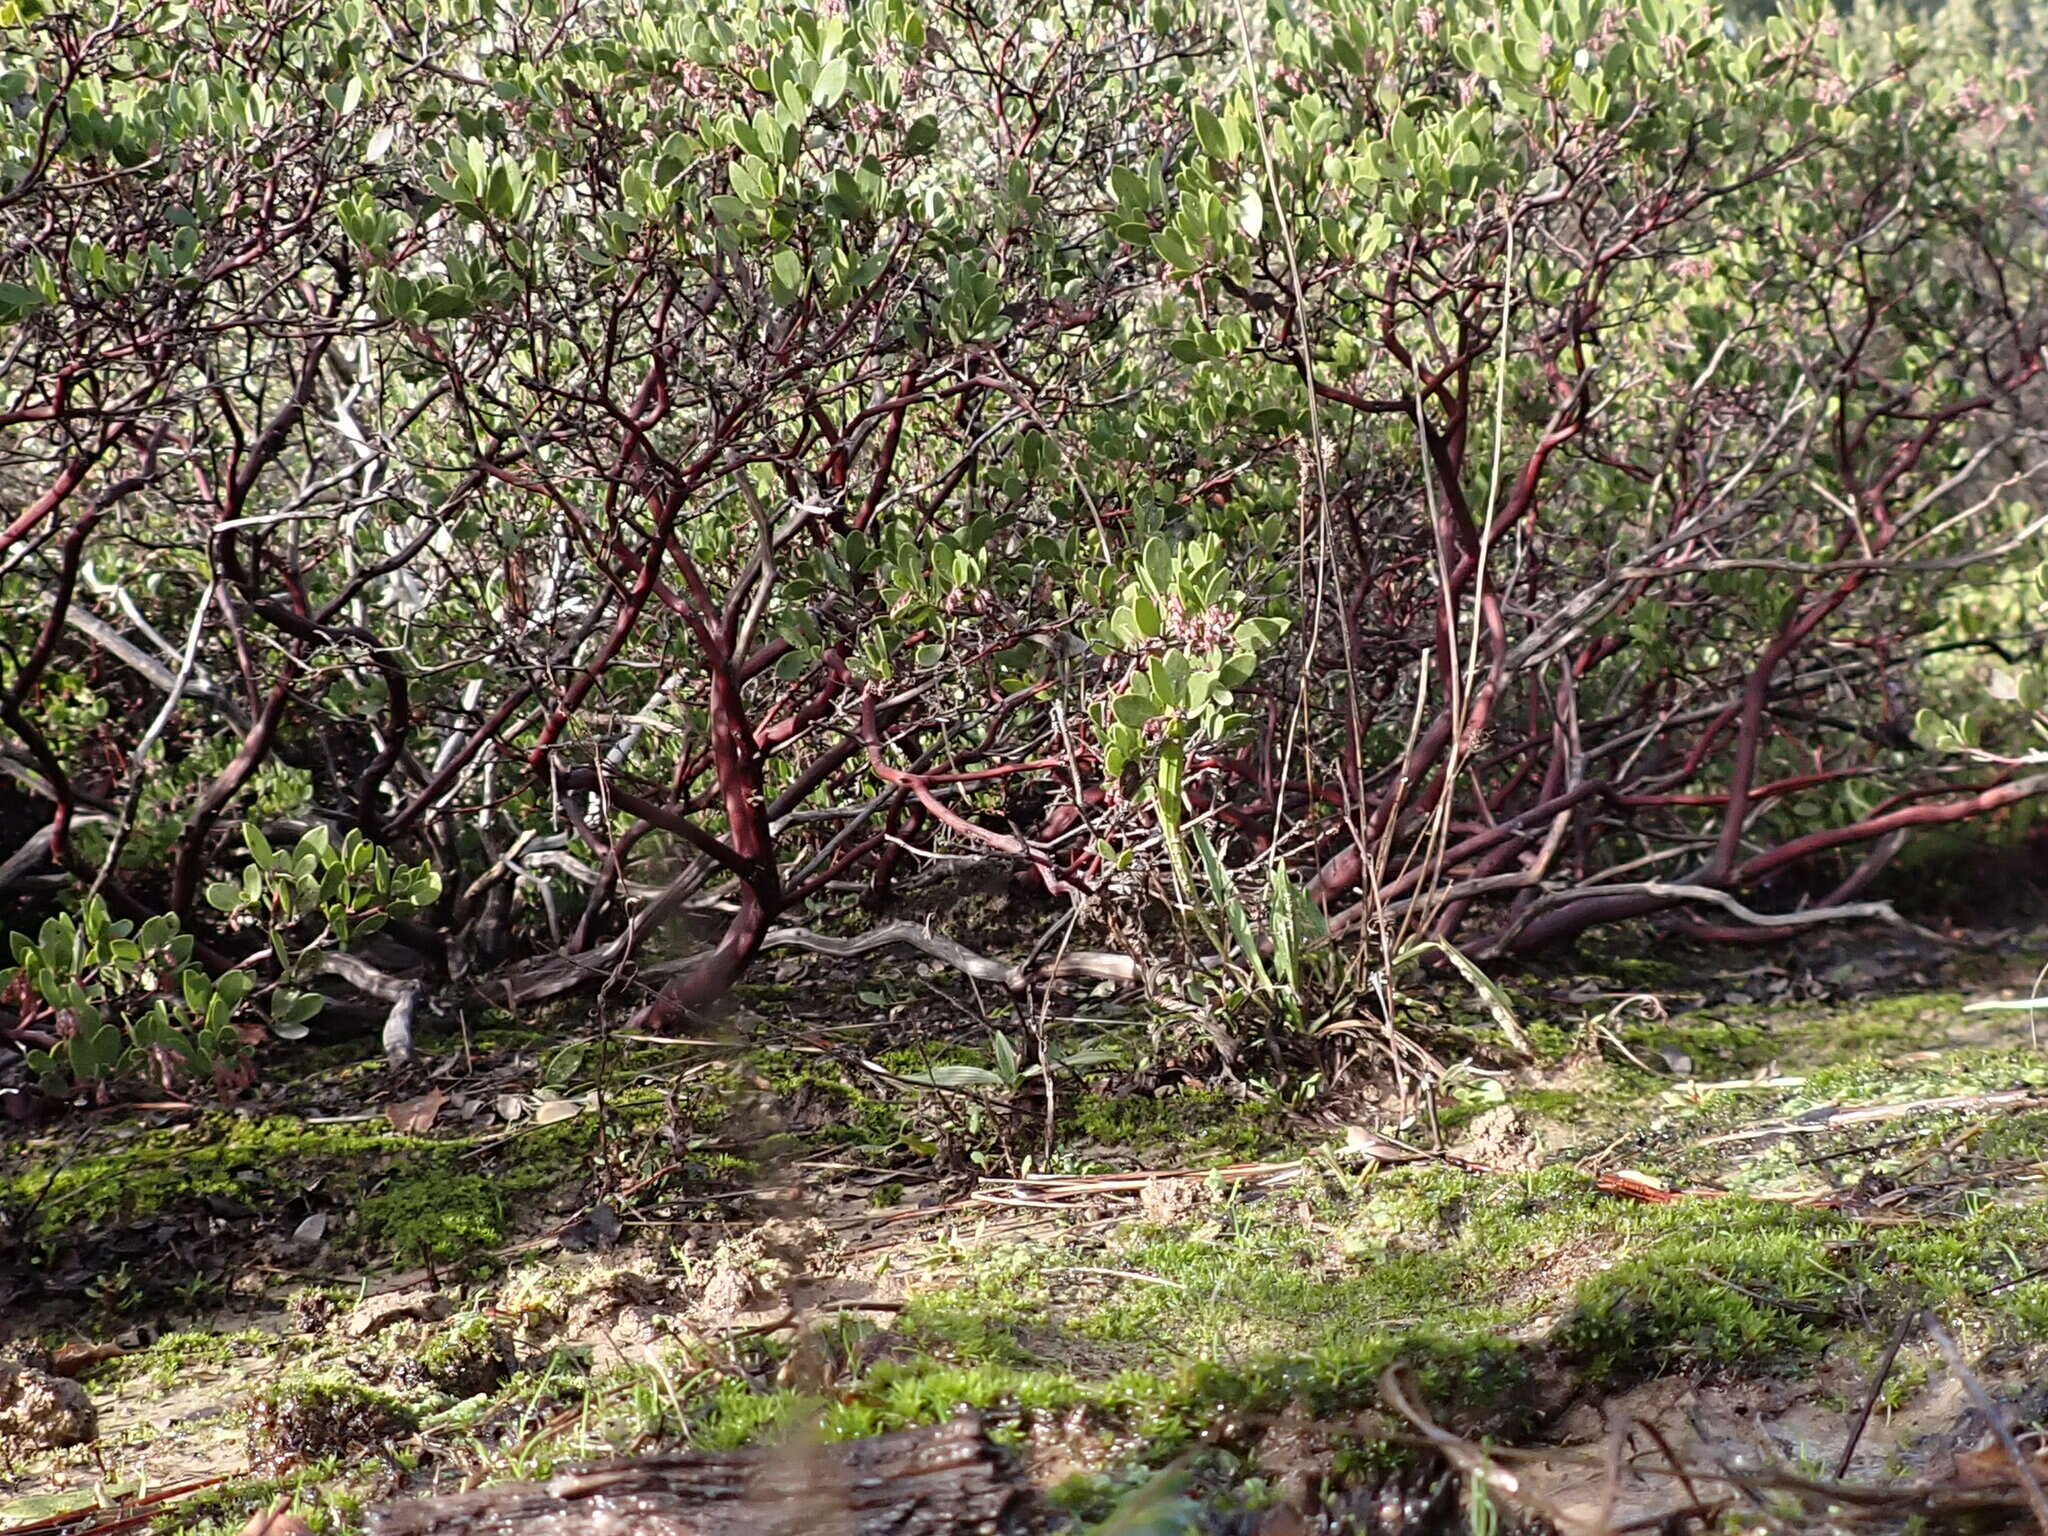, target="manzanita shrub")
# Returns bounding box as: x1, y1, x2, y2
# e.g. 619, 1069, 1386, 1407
1, 903, 240, 1097
1, 0, 2044, 1085
1, 824, 439, 1097
1142, 0, 2048, 959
